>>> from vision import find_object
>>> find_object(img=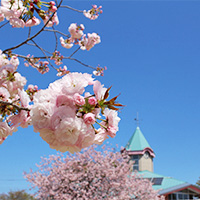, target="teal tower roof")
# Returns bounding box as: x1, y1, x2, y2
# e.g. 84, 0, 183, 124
125, 127, 151, 151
